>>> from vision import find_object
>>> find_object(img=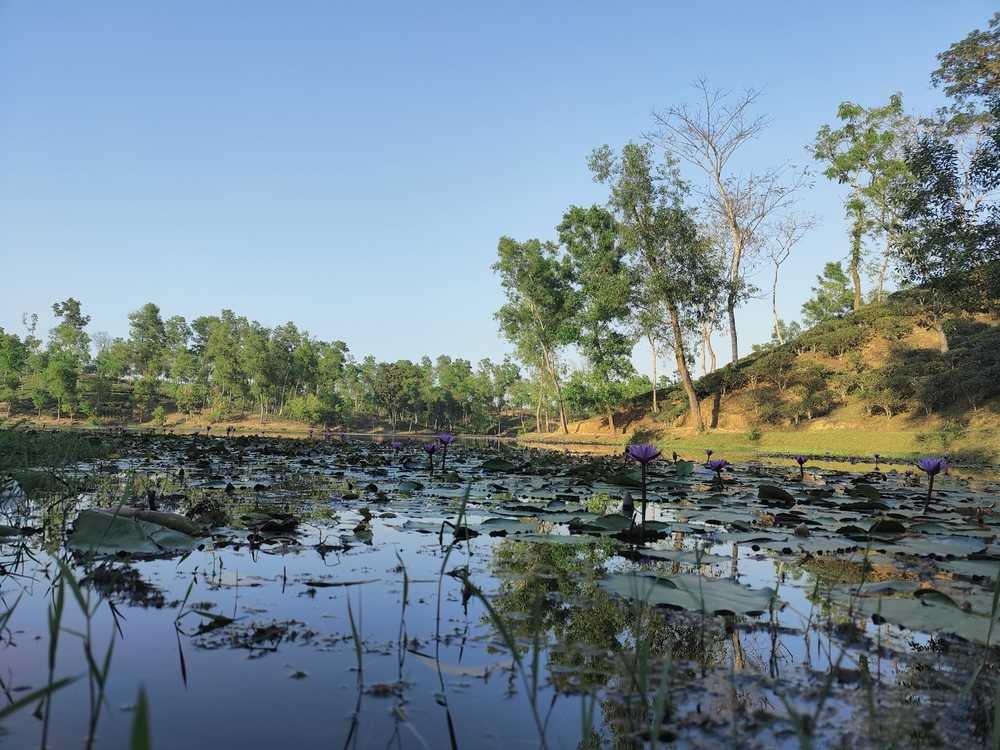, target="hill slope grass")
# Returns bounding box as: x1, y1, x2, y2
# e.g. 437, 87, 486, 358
529, 295, 1000, 464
